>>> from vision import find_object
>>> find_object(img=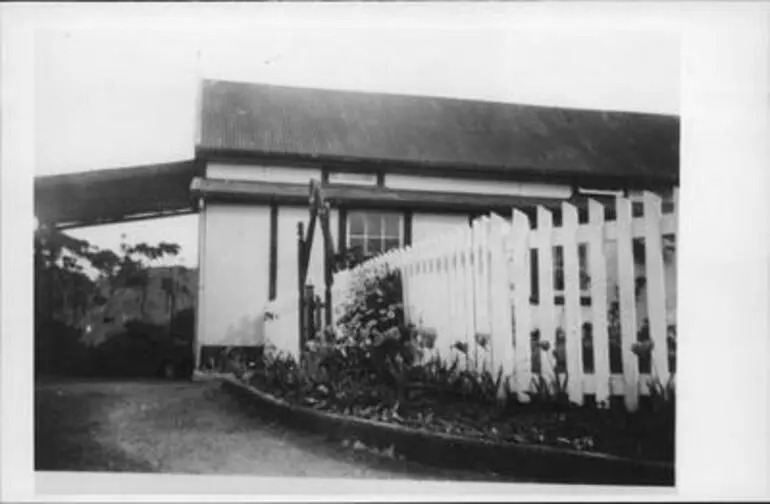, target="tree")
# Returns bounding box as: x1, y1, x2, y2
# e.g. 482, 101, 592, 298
34, 225, 182, 323
34, 224, 98, 326
113, 237, 180, 317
